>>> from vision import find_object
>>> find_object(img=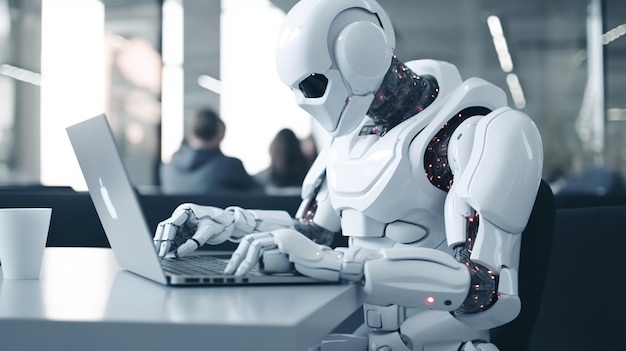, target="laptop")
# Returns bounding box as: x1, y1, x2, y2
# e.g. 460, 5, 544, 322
66, 114, 329, 286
